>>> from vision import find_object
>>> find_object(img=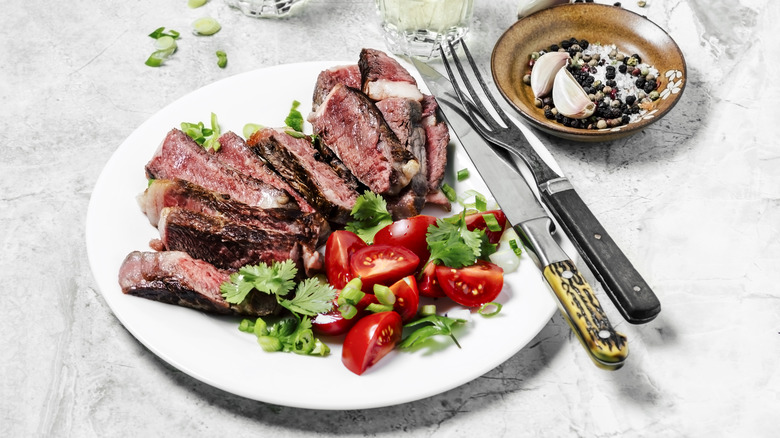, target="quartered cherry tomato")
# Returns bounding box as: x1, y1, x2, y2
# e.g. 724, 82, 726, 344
373, 215, 438, 270
435, 260, 504, 307
342, 311, 403, 375
417, 261, 445, 298
311, 294, 378, 336
388, 275, 420, 322
464, 210, 508, 244
349, 245, 419, 292
325, 230, 367, 289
